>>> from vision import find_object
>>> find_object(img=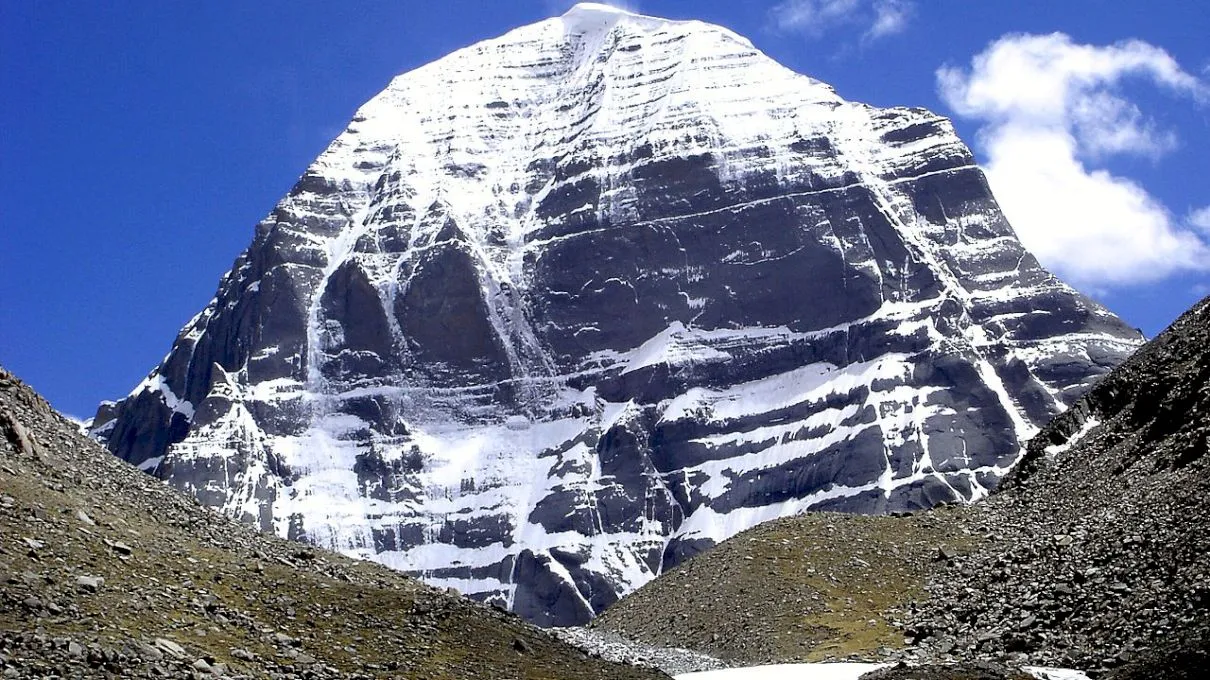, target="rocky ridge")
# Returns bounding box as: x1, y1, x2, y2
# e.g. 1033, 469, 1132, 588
0, 366, 667, 679
904, 294, 1210, 675
92, 3, 1139, 626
